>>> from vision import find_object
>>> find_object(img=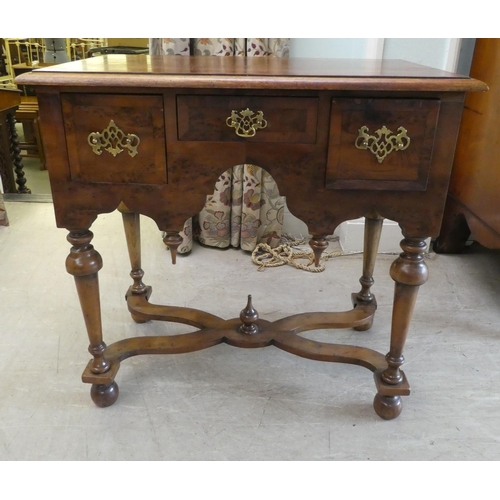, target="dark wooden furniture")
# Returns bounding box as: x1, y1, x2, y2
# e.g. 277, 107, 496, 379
12, 63, 37, 96
435, 38, 500, 253
16, 56, 486, 419
0, 88, 31, 194
15, 96, 46, 170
